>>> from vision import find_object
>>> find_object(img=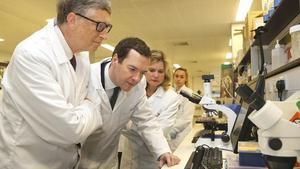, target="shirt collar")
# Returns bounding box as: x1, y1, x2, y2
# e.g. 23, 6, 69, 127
155, 87, 164, 97
104, 62, 117, 90
53, 22, 73, 60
